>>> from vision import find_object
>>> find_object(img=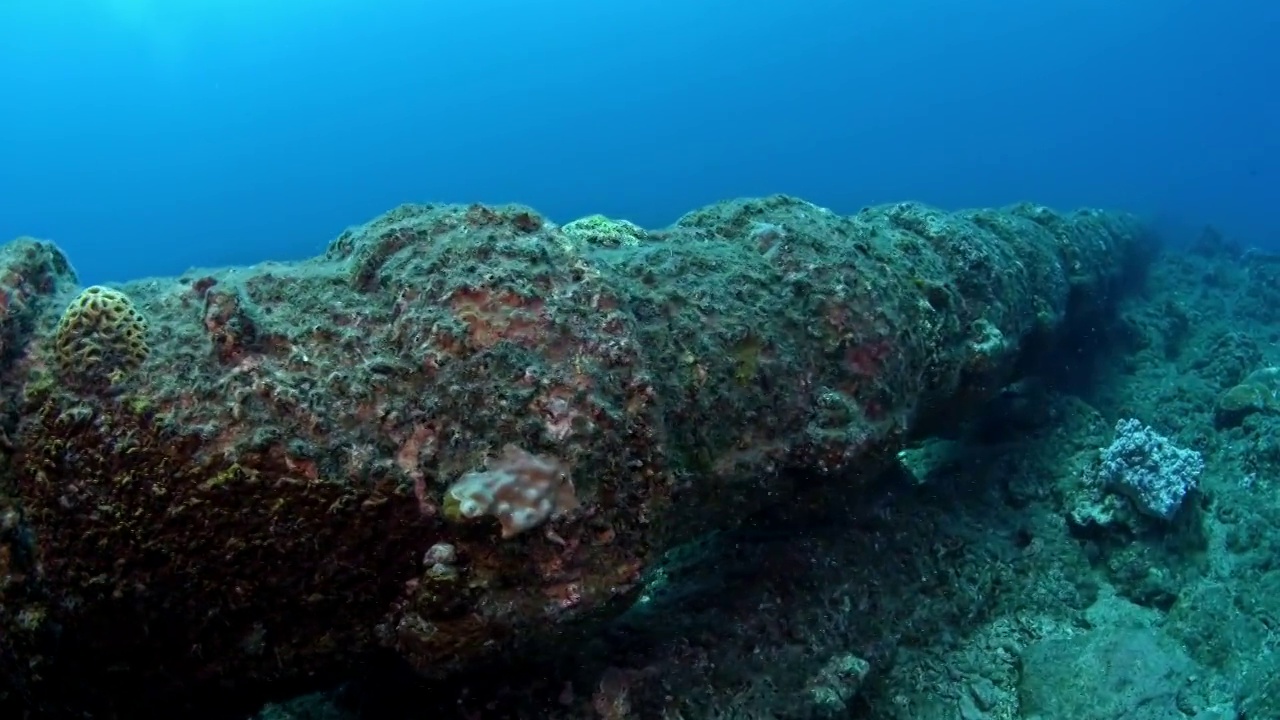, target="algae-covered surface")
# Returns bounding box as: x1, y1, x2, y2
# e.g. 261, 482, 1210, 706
0, 195, 1147, 717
